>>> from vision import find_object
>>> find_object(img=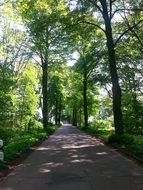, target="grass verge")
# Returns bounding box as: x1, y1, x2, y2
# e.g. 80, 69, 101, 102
108, 134, 143, 159
79, 125, 143, 163
0, 124, 59, 170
